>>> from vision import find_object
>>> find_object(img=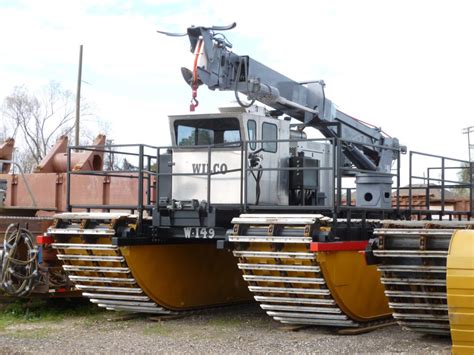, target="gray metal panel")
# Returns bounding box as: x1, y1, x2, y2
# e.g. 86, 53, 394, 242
244, 58, 322, 120
297, 140, 333, 207
158, 153, 172, 204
